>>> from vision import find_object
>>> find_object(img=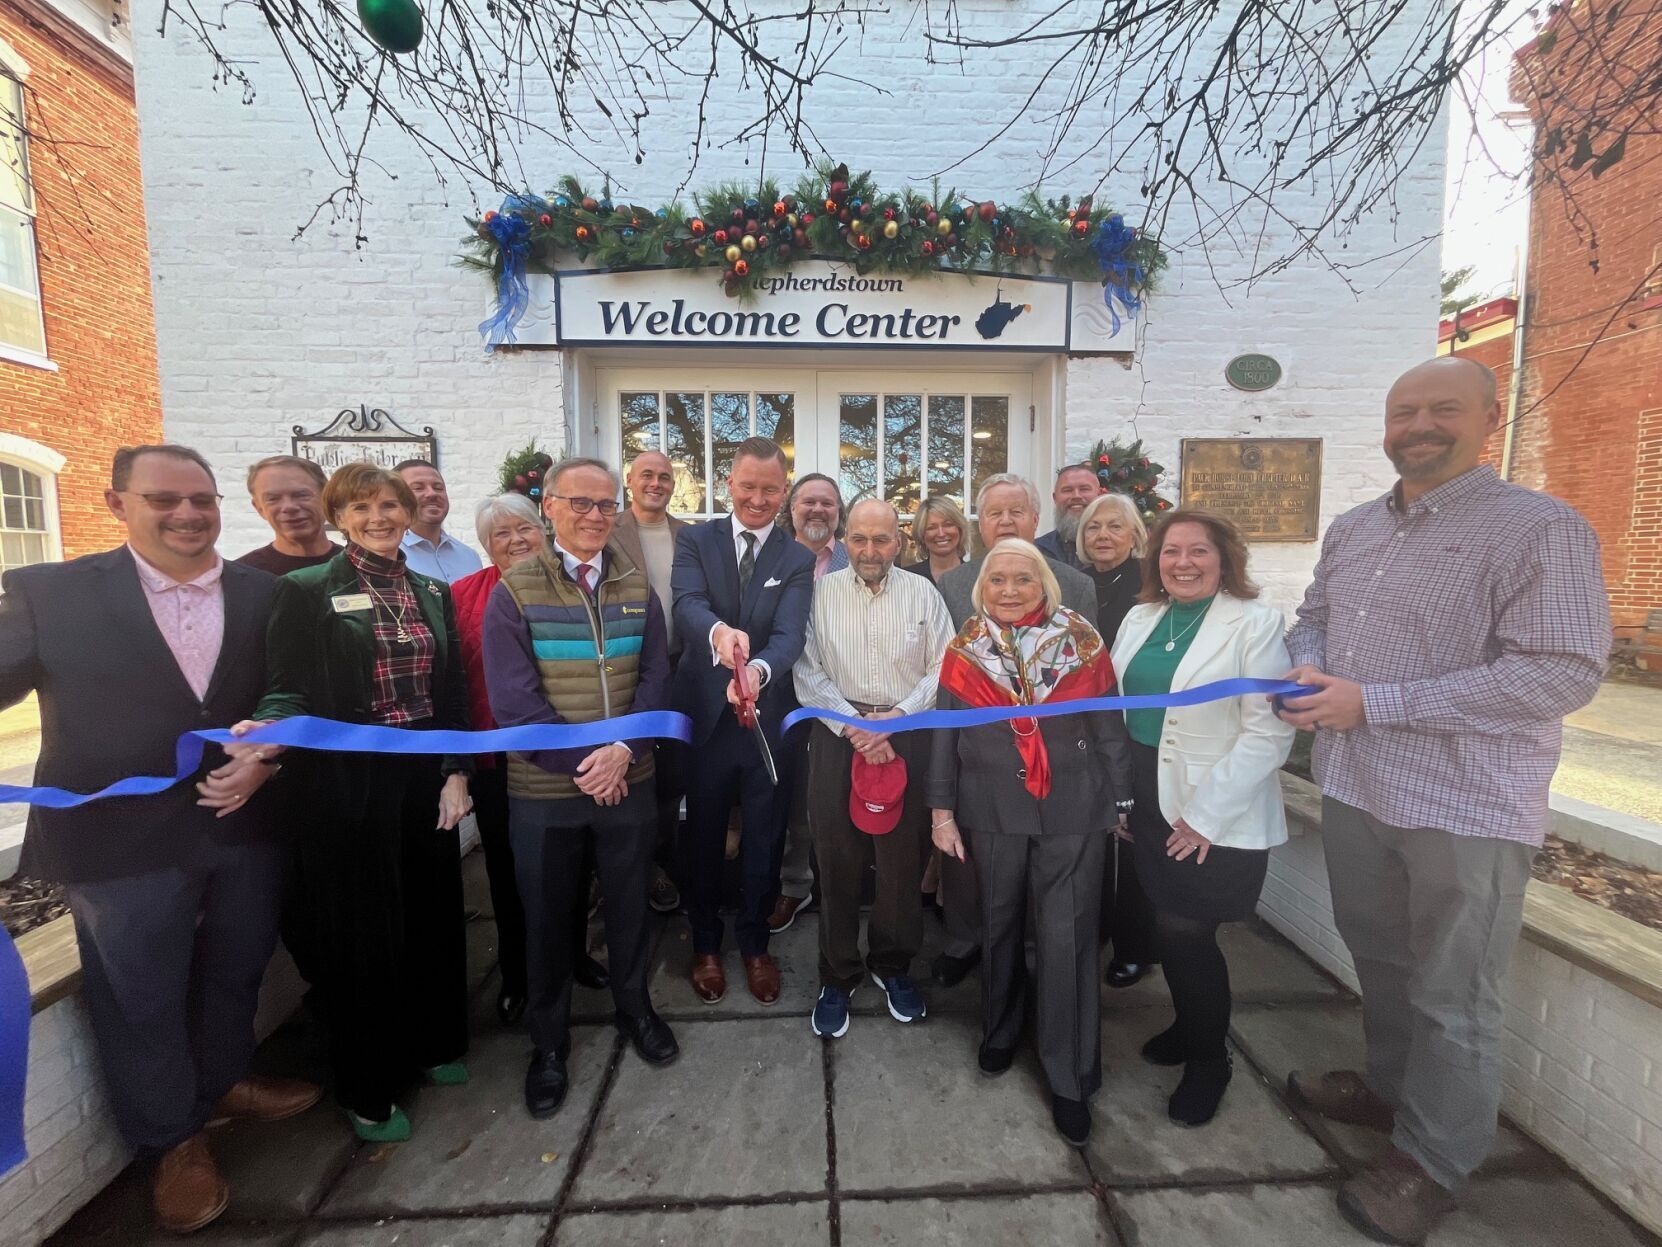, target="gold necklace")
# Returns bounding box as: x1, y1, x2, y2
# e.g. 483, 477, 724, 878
366, 582, 413, 644
1163, 602, 1207, 652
